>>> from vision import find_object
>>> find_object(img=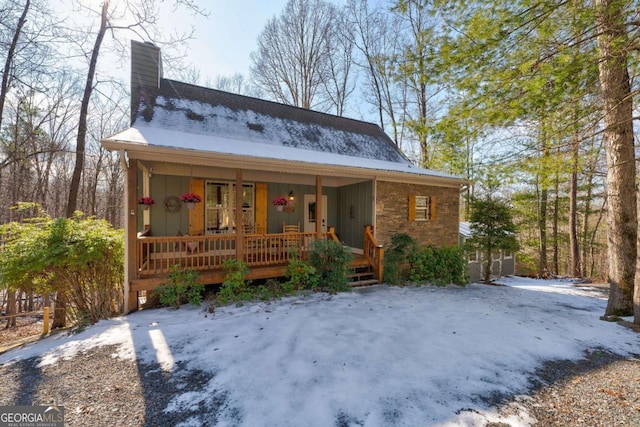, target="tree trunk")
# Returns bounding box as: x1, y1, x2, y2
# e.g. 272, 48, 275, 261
552, 171, 559, 275
595, 0, 637, 316
569, 130, 580, 277
66, 0, 109, 217
537, 180, 548, 278
484, 246, 492, 284
52, 293, 66, 329
636, 195, 640, 323
0, 0, 30, 133
5, 291, 16, 328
